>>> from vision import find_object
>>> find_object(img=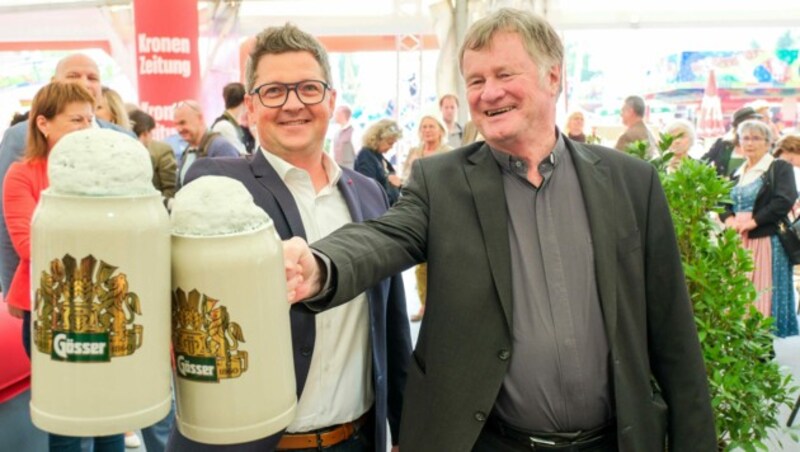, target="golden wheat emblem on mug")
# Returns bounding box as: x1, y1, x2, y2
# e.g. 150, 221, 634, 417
33, 254, 144, 362
172, 288, 248, 382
